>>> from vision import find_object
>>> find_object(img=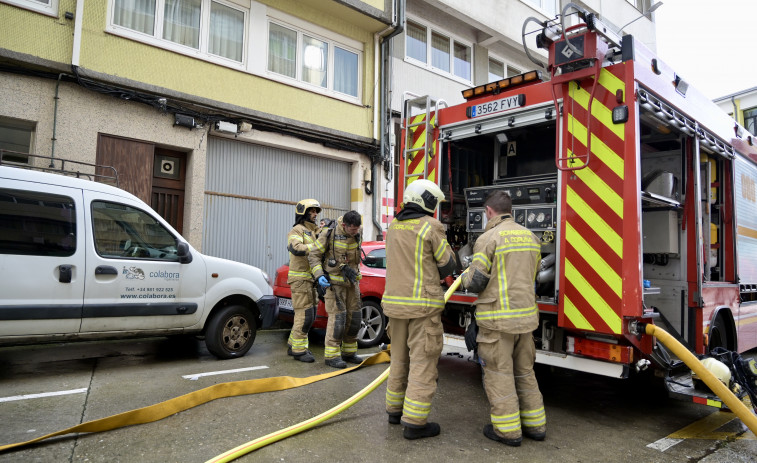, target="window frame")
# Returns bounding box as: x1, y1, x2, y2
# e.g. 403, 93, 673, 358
106, 0, 249, 69
744, 107, 757, 137
520, 0, 558, 18
2, 0, 59, 17
487, 55, 523, 83
265, 14, 363, 102
0, 117, 35, 165
404, 17, 473, 85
